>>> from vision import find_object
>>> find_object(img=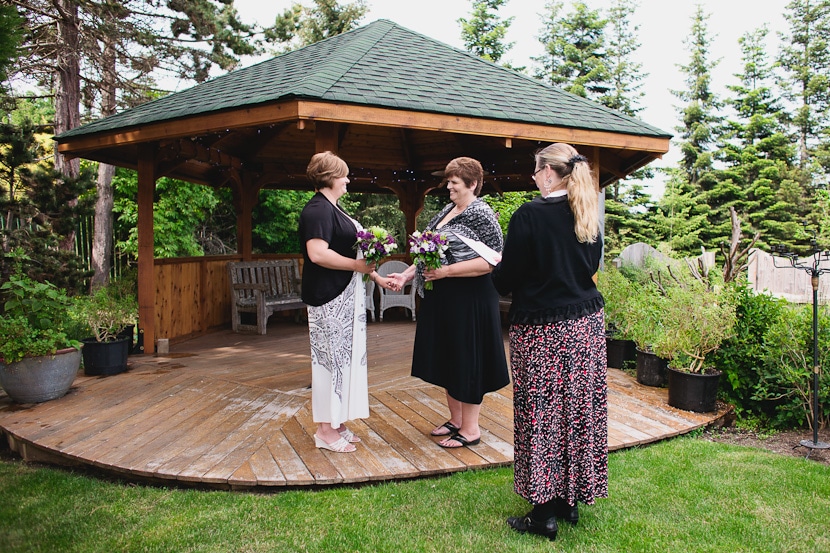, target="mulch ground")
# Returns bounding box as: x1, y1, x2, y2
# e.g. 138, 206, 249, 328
703, 426, 830, 466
